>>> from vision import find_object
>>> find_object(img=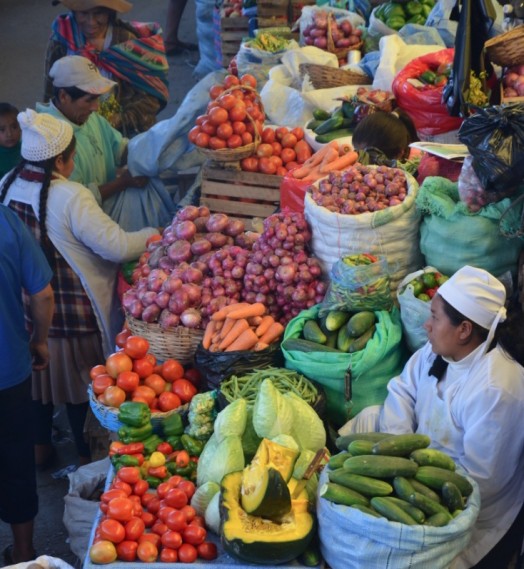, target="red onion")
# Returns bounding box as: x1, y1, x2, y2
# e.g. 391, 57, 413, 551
154, 291, 171, 309
206, 232, 228, 249
147, 269, 168, 292
182, 266, 204, 285
194, 216, 210, 232
206, 213, 229, 233
190, 260, 207, 273
180, 308, 202, 329
198, 205, 210, 217
225, 219, 245, 237
181, 283, 202, 306
159, 309, 180, 330
122, 291, 137, 311
167, 240, 192, 263
158, 256, 175, 272
174, 220, 197, 241
142, 290, 158, 306
168, 289, 190, 315
177, 205, 199, 221
142, 304, 161, 323
128, 299, 144, 319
